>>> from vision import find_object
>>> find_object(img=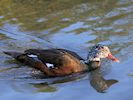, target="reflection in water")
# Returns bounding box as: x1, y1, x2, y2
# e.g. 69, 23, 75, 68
22, 68, 117, 93
31, 83, 57, 93
89, 68, 118, 93
0, 0, 133, 99
31, 73, 86, 92
0, 0, 132, 52
30, 77, 82, 92
0, 0, 119, 31
10, 73, 87, 93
